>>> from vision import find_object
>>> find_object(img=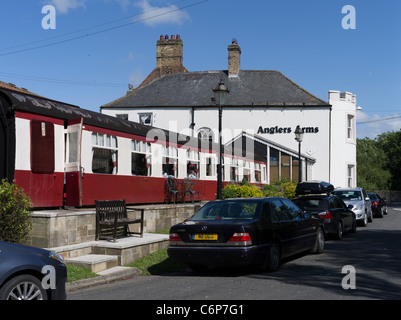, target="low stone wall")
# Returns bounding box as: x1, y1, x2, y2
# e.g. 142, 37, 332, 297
26, 202, 203, 248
